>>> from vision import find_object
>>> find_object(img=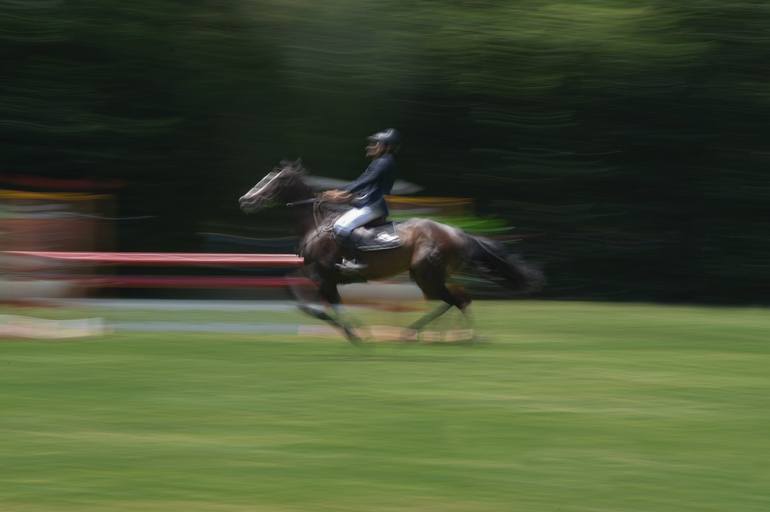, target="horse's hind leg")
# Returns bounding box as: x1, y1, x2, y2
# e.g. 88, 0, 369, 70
408, 260, 471, 334
408, 302, 453, 332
